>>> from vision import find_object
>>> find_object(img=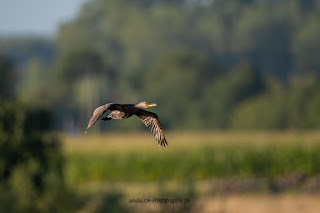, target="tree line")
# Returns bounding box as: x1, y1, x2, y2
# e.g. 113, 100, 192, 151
2, 0, 320, 131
